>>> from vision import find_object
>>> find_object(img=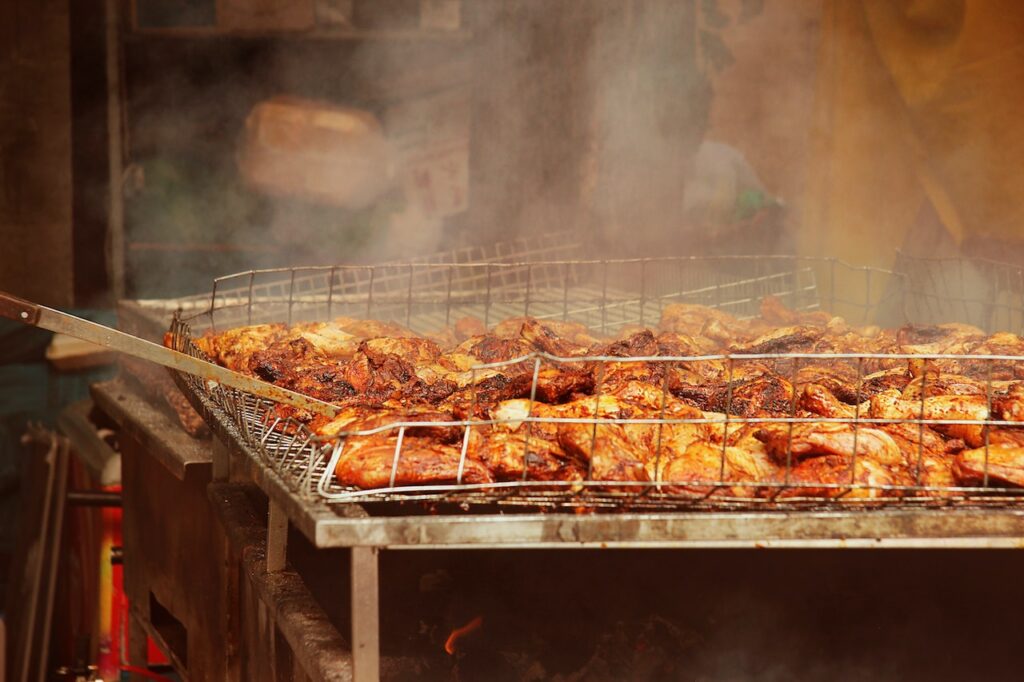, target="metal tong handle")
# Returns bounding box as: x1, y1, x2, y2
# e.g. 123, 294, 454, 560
0, 290, 340, 419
